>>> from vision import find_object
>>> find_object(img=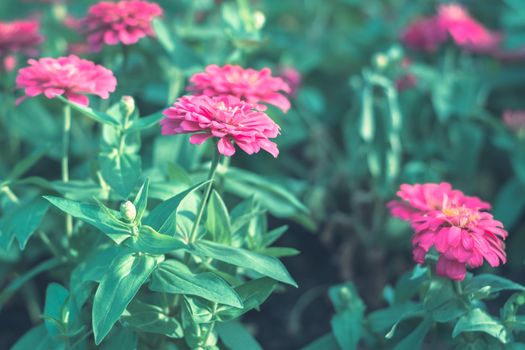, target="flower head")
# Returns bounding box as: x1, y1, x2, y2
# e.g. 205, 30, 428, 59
161, 95, 280, 157
0, 19, 43, 57
388, 182, 490, 221
389, 183, 505, 281
437, 4, 501, 53
188, 64, 292, 113
82, 0, 163, 52
16, 55, 117, 106
402, 17, 447, 52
